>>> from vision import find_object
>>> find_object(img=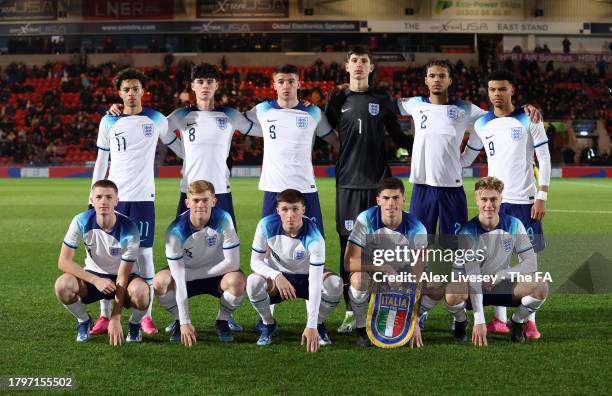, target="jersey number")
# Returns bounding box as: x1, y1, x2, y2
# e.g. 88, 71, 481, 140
420, 114, 427, 129
357, 118, 362, 134
188, 127, 196, 142
115, 136, 126, 151
488, 141, 495, 156
269, 125, 276, 139
138, 221, 150, 238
